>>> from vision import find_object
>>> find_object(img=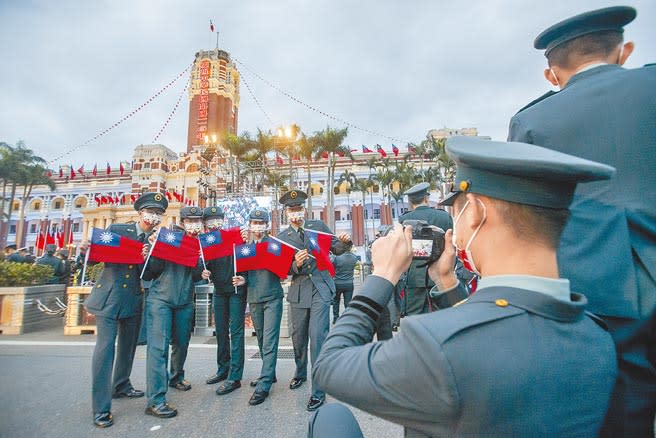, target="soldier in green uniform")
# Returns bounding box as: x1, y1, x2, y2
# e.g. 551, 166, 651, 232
84, 192, 167, 428
311, 136, 618, 437
35, 244, 64, 283
203, 206, 249, 397
142, 206, 210, 419
398, 182, 452, 315
236, 208, 284, 406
